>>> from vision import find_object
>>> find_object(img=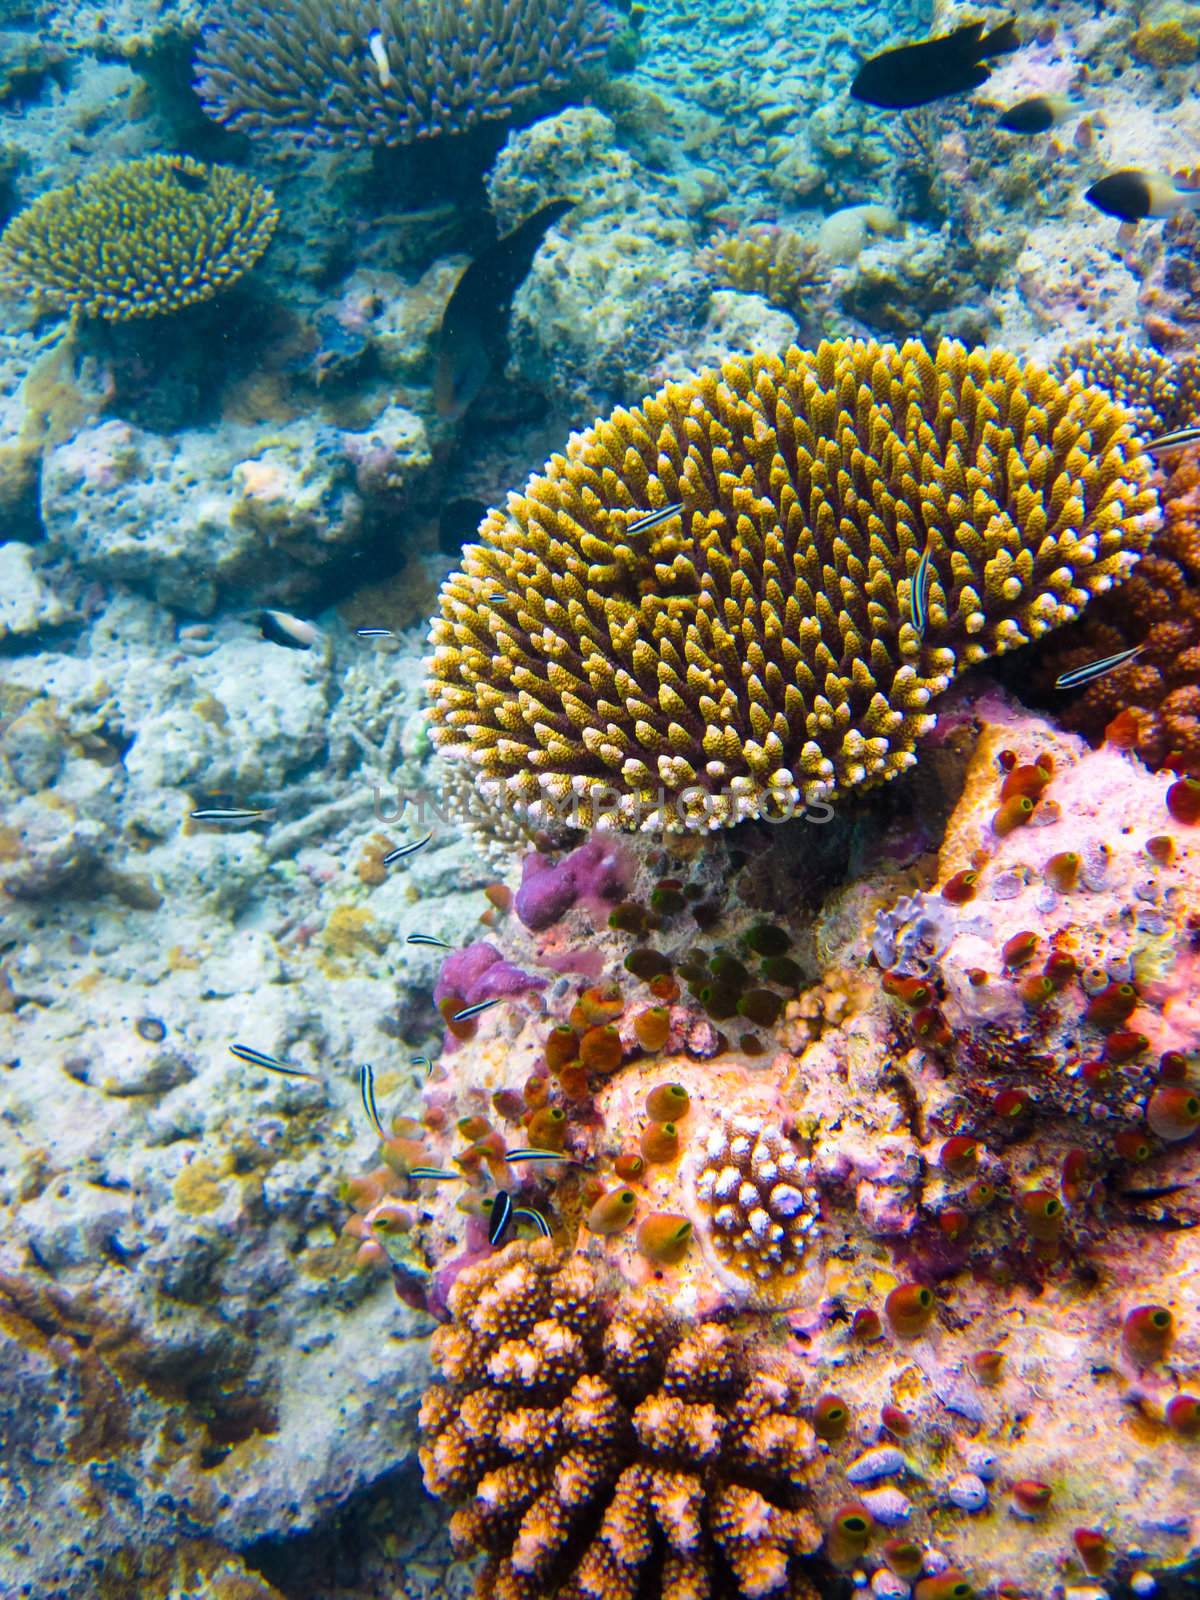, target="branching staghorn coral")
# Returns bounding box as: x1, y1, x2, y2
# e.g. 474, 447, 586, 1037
705, 226, 826, 322
0, 156, 278, 322
195, 0, 614, 149
1038, 443, 1200, 771
427, 338, 1159, 833
1051, 334, 1200, 436
419, 1239, 824, 1600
